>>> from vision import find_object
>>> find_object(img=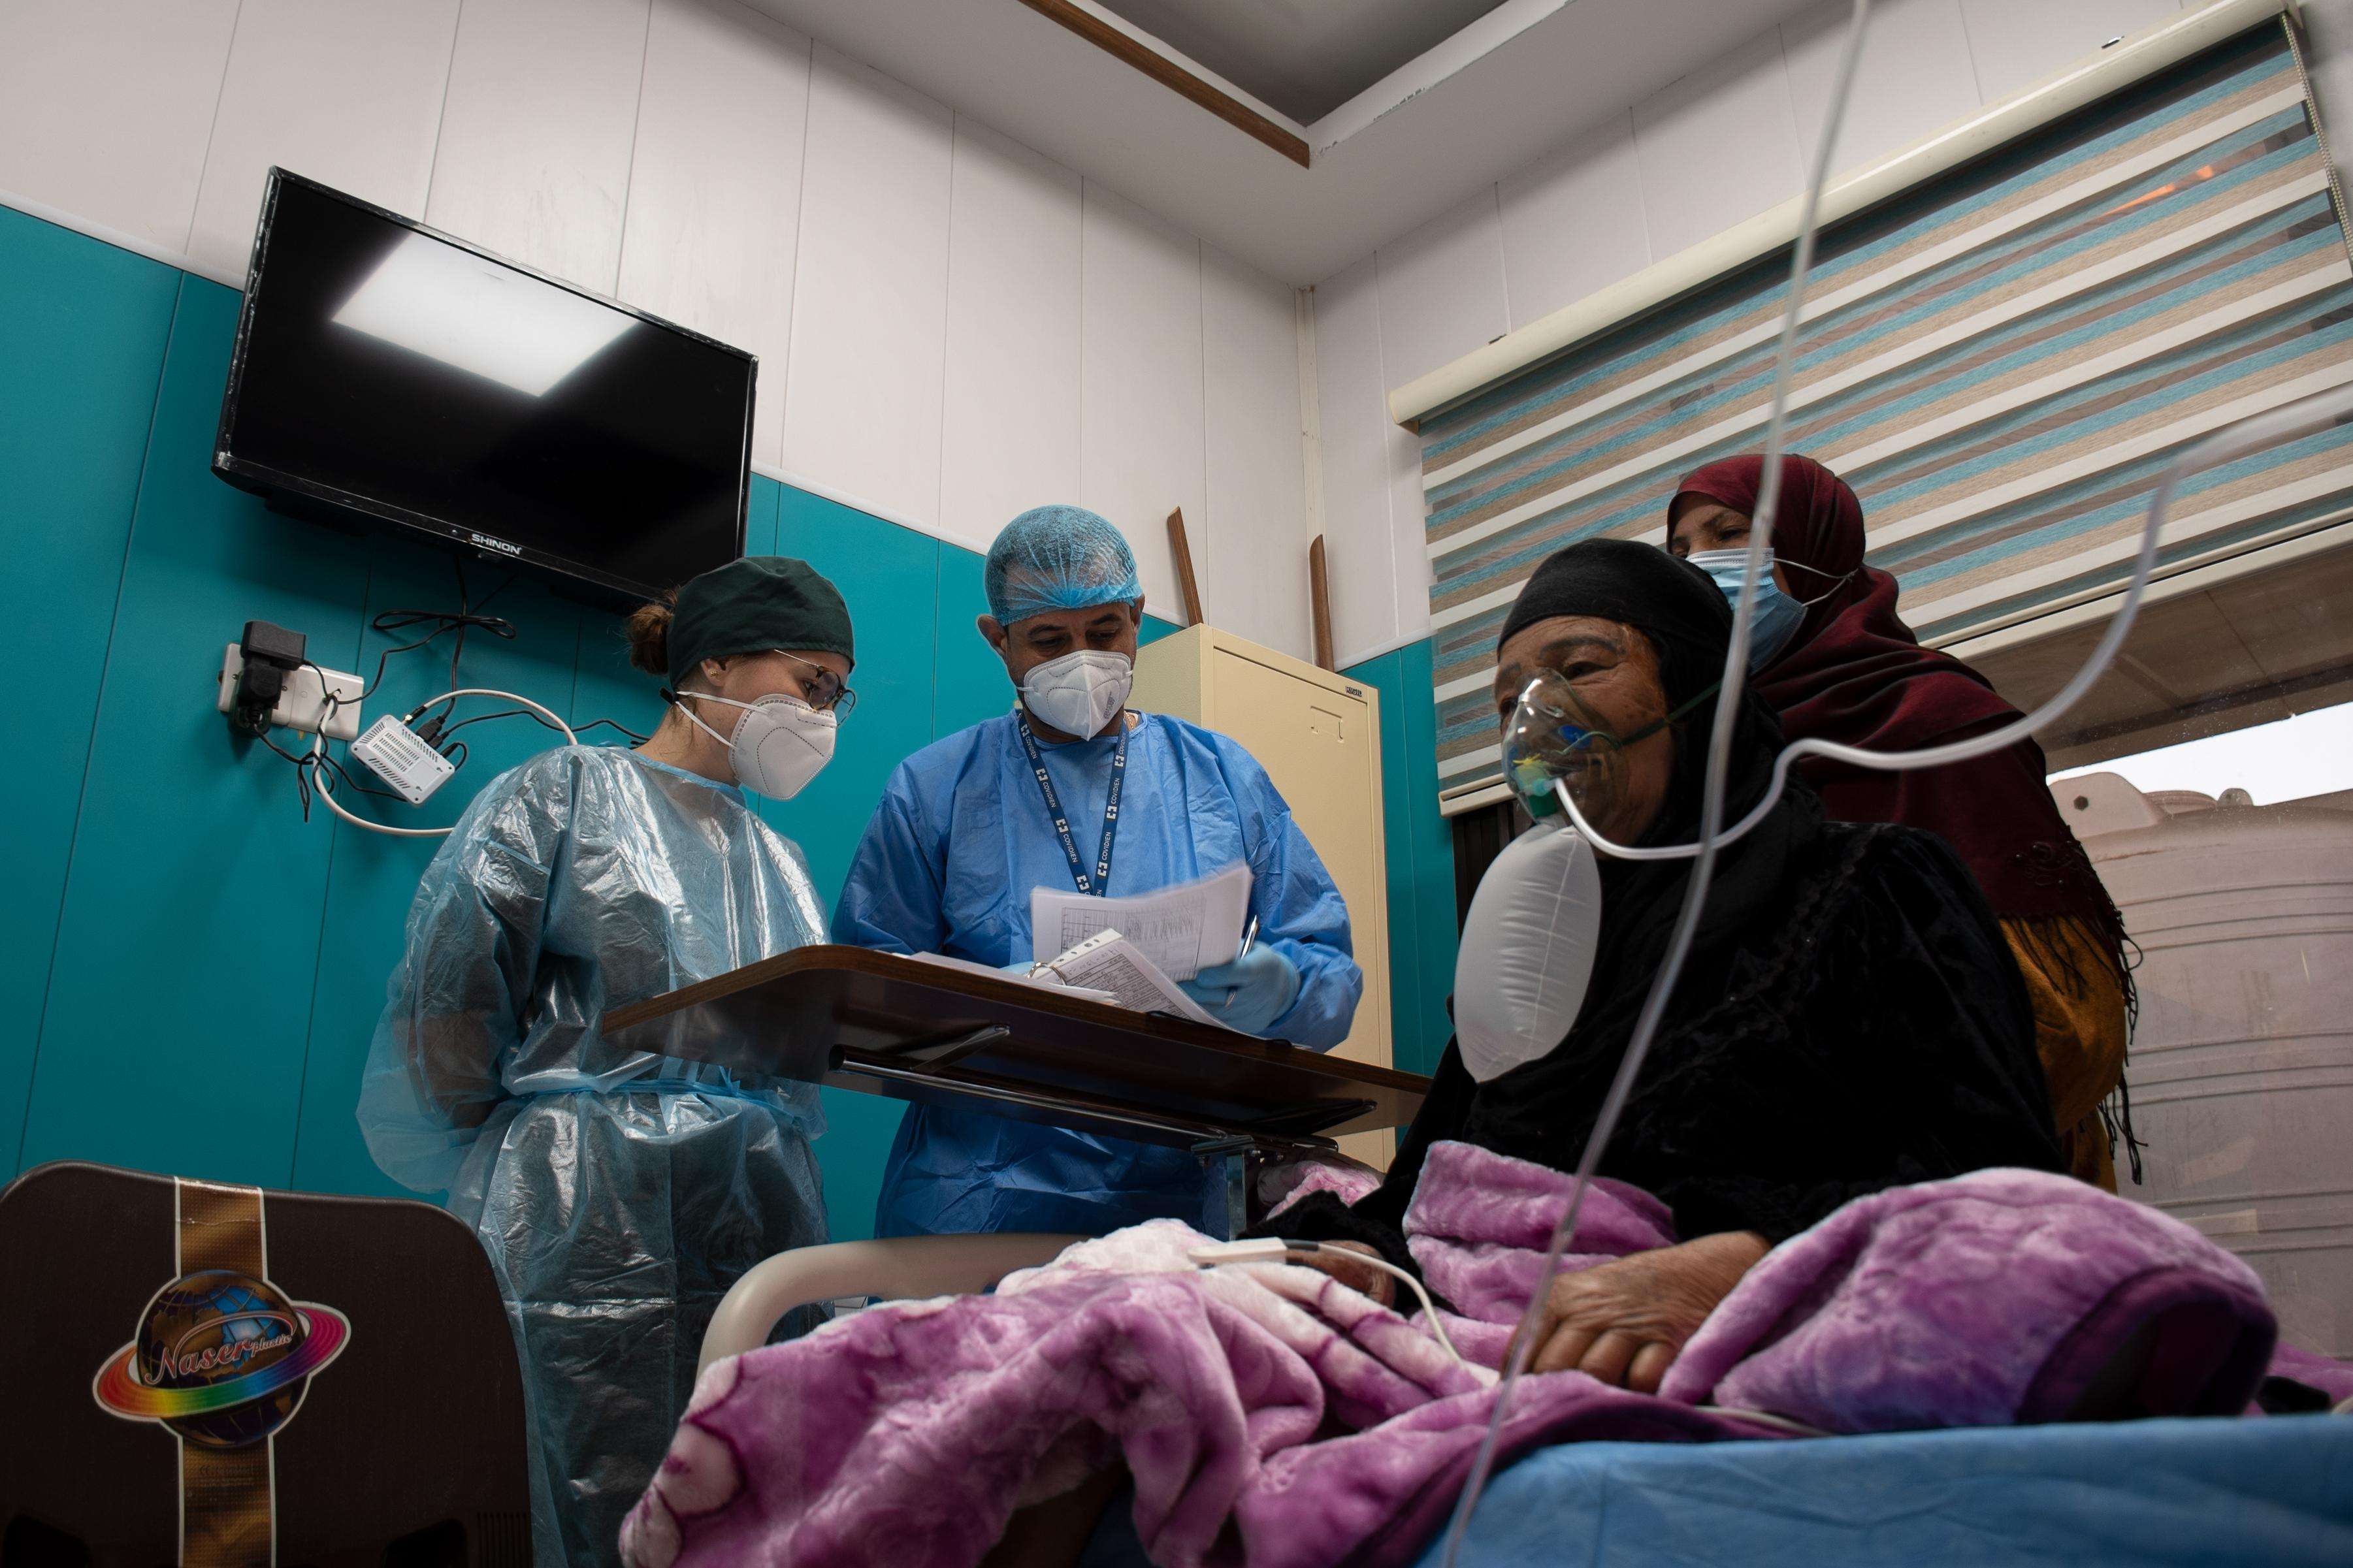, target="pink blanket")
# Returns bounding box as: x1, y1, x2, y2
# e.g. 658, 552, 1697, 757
622, 1150, 2286, 1568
